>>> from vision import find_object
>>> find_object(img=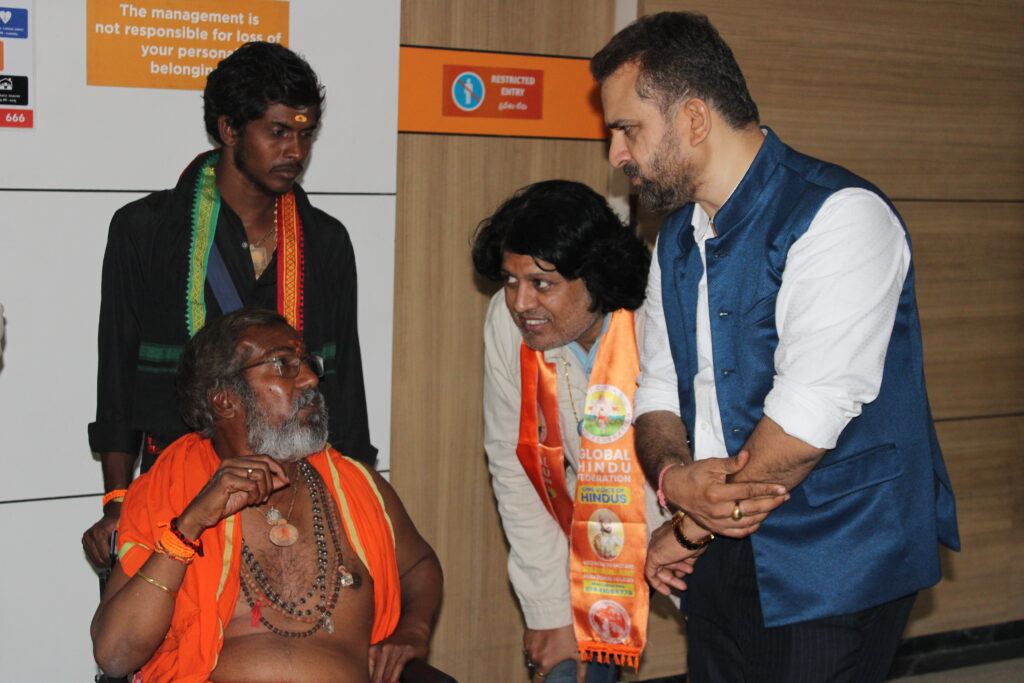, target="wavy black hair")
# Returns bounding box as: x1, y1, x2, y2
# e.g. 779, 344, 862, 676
591, 12, 759, 128
472, 180, 649, 313
176, 308, 289, 436
203, 41, 325, 144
